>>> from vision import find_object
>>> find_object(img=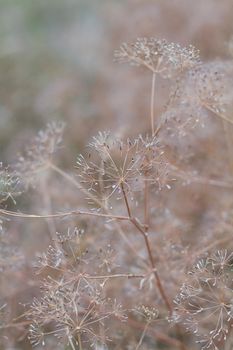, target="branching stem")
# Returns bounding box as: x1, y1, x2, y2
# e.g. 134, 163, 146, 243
120, 182, 172, 313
